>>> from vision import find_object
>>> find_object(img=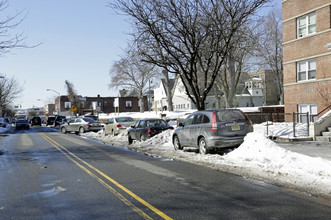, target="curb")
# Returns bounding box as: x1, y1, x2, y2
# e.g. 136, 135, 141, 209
268, 136, 313, 142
